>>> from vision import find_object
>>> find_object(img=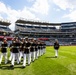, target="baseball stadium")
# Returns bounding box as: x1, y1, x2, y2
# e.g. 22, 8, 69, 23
15, 19, 76, 45
0, 19, 76, 75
